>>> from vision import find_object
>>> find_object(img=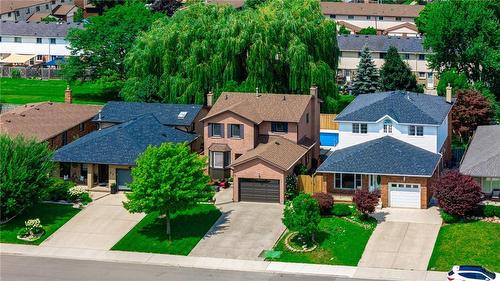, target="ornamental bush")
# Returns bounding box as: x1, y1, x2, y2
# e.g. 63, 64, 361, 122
282, 193, 321, 242
353, 189, 379, 218
45, 178, 75, 201
285, 174, 298, 201
440, 210, 459, 224
433, 170, 482, 217
332, 204, 352, 217
482, 205, 500, 218
312, 192, 334, 215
